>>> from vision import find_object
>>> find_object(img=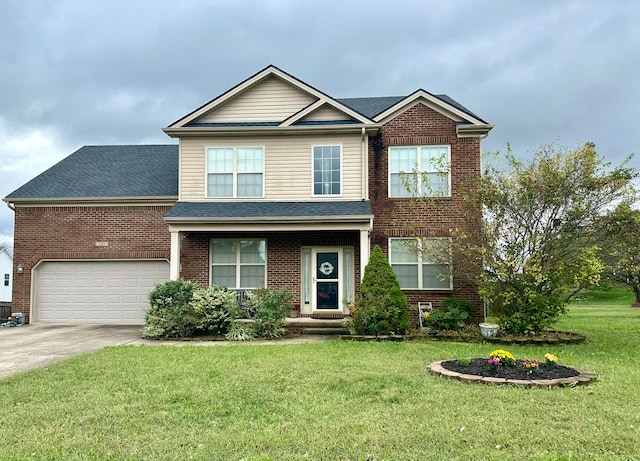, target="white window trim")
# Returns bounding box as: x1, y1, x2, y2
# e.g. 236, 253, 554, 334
389, 237, 453, 291
311, 144, 343, 197
209, 238, 267, 289
205, 146, 265, 198
388, 145, 451, 198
